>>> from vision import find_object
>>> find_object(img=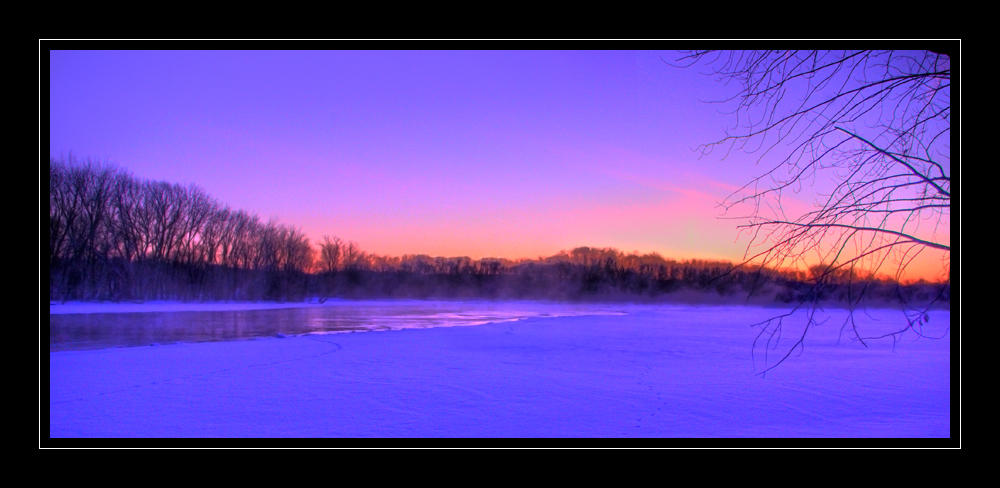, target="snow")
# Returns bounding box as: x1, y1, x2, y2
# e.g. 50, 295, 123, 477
47, 300, 951, 439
